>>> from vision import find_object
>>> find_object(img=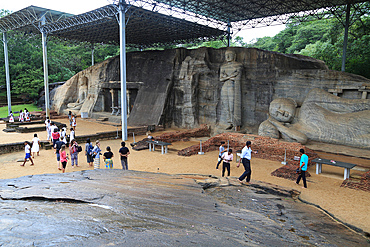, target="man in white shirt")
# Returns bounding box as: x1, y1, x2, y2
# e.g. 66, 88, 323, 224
237, 141, 257, 184
221, 149, 233, 177
45, 117, 51, 140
